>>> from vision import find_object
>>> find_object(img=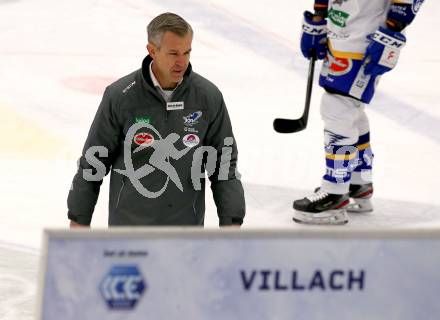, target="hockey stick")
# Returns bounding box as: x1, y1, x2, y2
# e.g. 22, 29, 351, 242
273, 55, 316, 133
